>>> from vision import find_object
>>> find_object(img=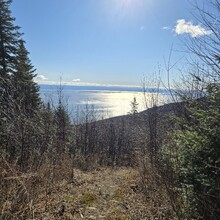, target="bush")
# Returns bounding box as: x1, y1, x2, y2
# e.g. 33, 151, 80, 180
165, 84, 220, 219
